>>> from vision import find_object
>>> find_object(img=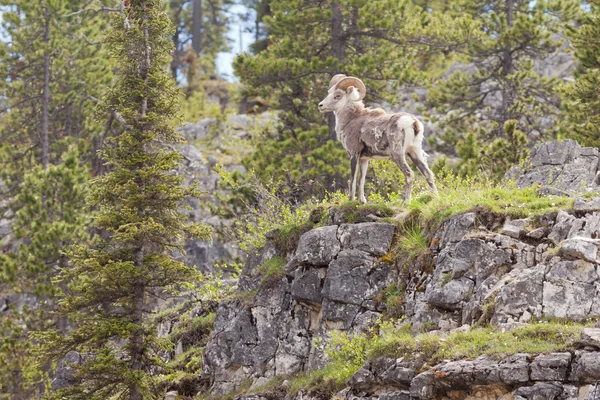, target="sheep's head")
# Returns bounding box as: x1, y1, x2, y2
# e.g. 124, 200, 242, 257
318, 75, 366, 113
